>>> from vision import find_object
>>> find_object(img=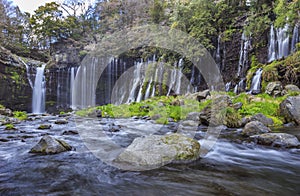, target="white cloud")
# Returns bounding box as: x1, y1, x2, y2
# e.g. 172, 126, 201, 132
11, 0, 55, 14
